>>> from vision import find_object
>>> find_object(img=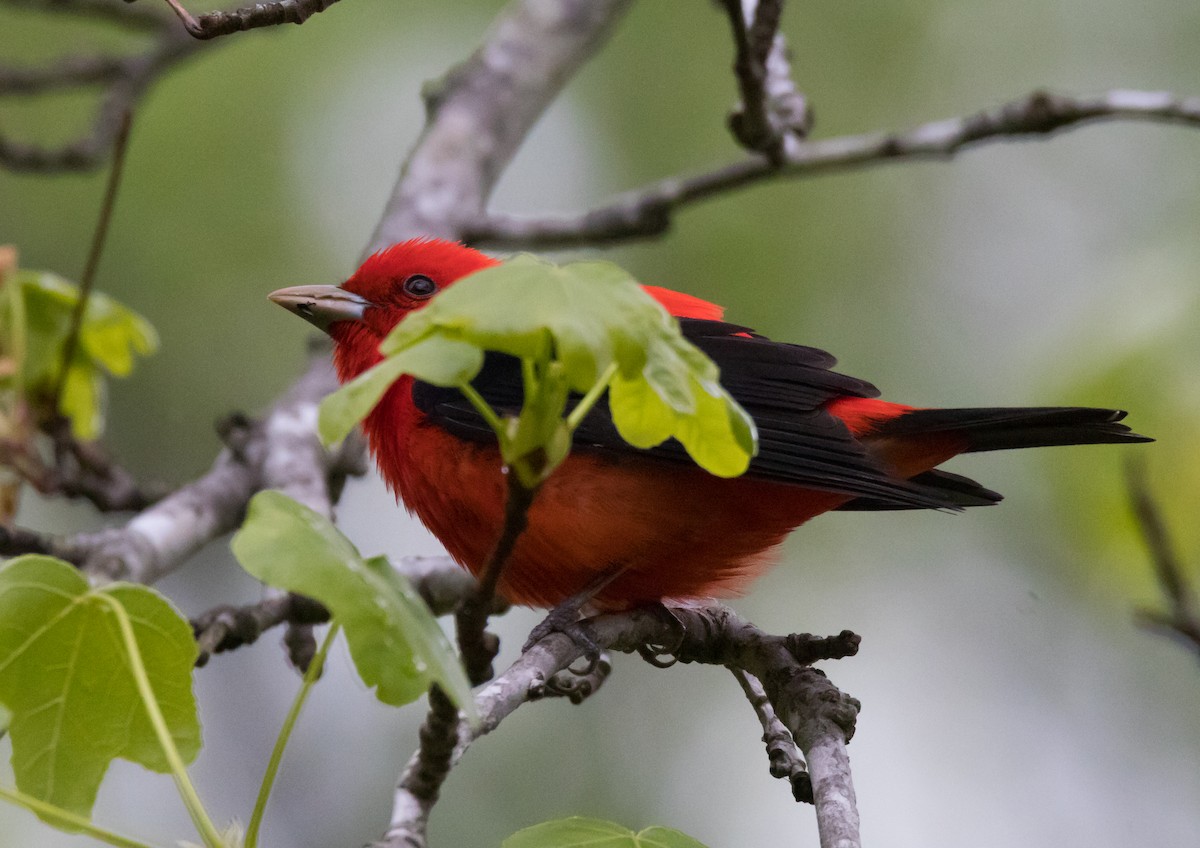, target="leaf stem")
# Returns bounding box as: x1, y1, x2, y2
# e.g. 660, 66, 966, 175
96, 594, 226, 848
0, 784, 160, 848
245, 621, 341, 848
566, 361, 618, 432
50, 109, 134, 416
456, 380, 506, 436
